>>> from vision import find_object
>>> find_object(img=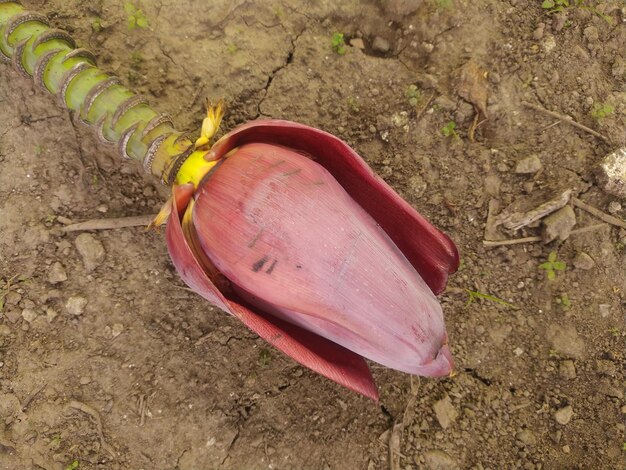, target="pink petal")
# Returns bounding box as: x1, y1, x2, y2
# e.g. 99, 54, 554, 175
166, 185, 379, 400
193, 143, 453, 376
209, 120, 459, 295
